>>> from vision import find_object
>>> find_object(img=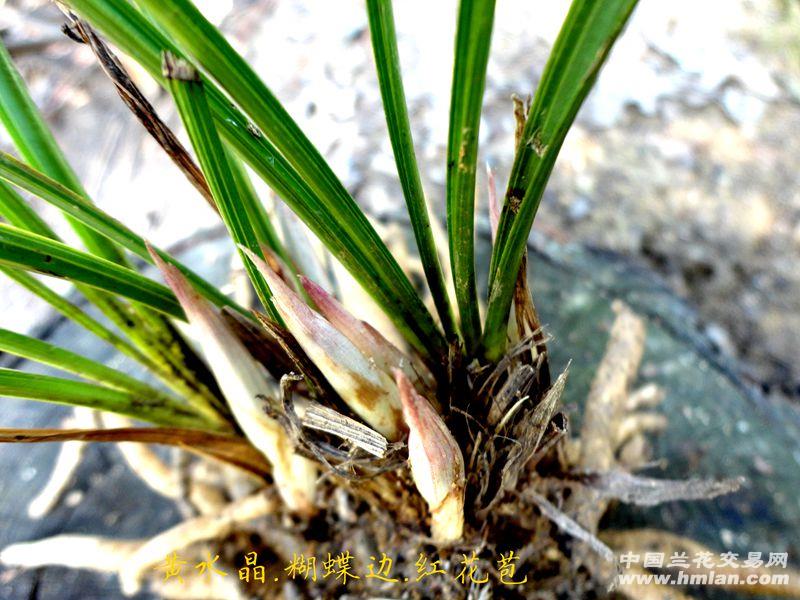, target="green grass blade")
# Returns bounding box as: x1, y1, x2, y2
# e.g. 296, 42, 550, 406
0, 265, 154, 368
0, 161, 230, 419
162, 54, 279, 321
0, 163, 155, 364
445, 0, 496, 353
0, 152, 149, 359
0, 368, 215, 430
0, 41, 125, 264
0, 180, 55, 238
482, 0, 638, 361
63, 0, 446, 360
0, 38, 220, 400
227, 152, 288, 266
0, 168, 151, 369
366, 0, 457, 340
0, 150, 246, 317
0, 327, 176, 403
0, 224, 182, 318
225, 148, 309, 301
